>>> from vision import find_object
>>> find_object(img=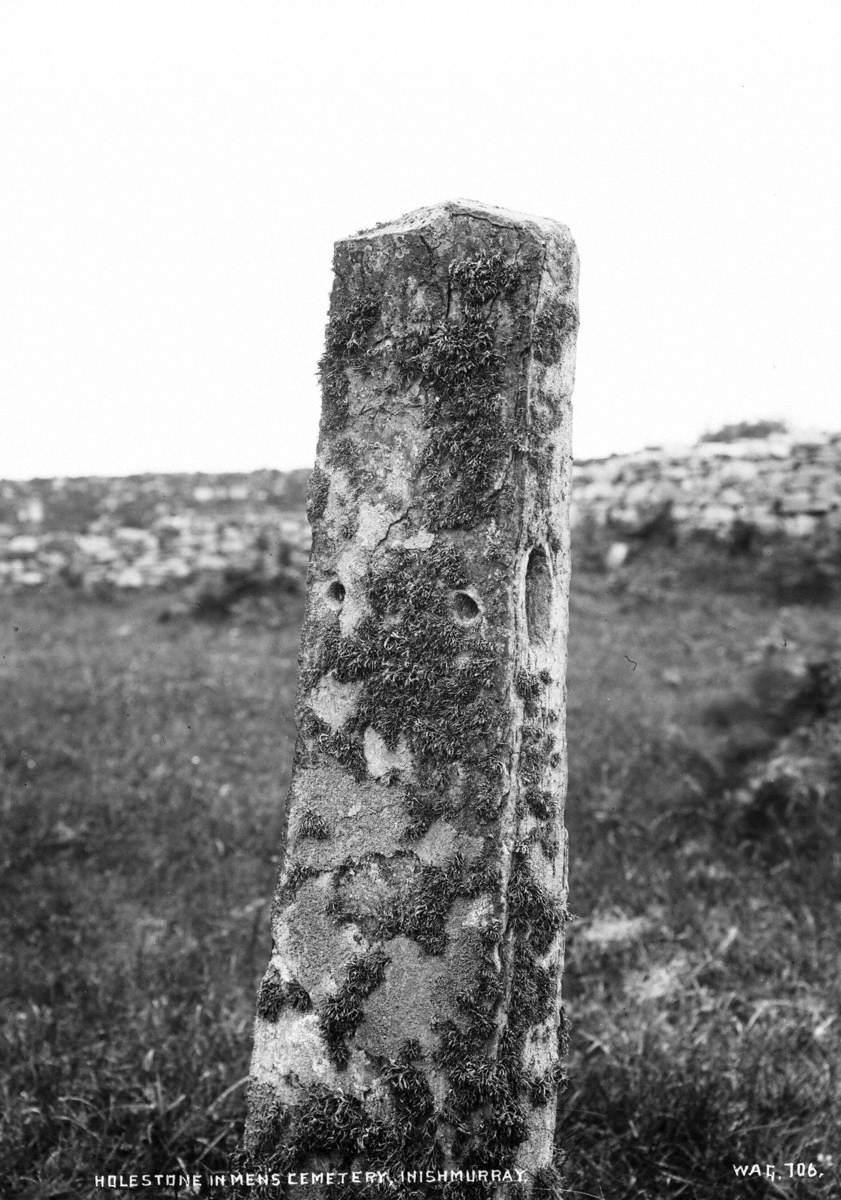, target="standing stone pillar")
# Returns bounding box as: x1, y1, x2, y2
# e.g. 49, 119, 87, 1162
244, 201, 579, 1198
